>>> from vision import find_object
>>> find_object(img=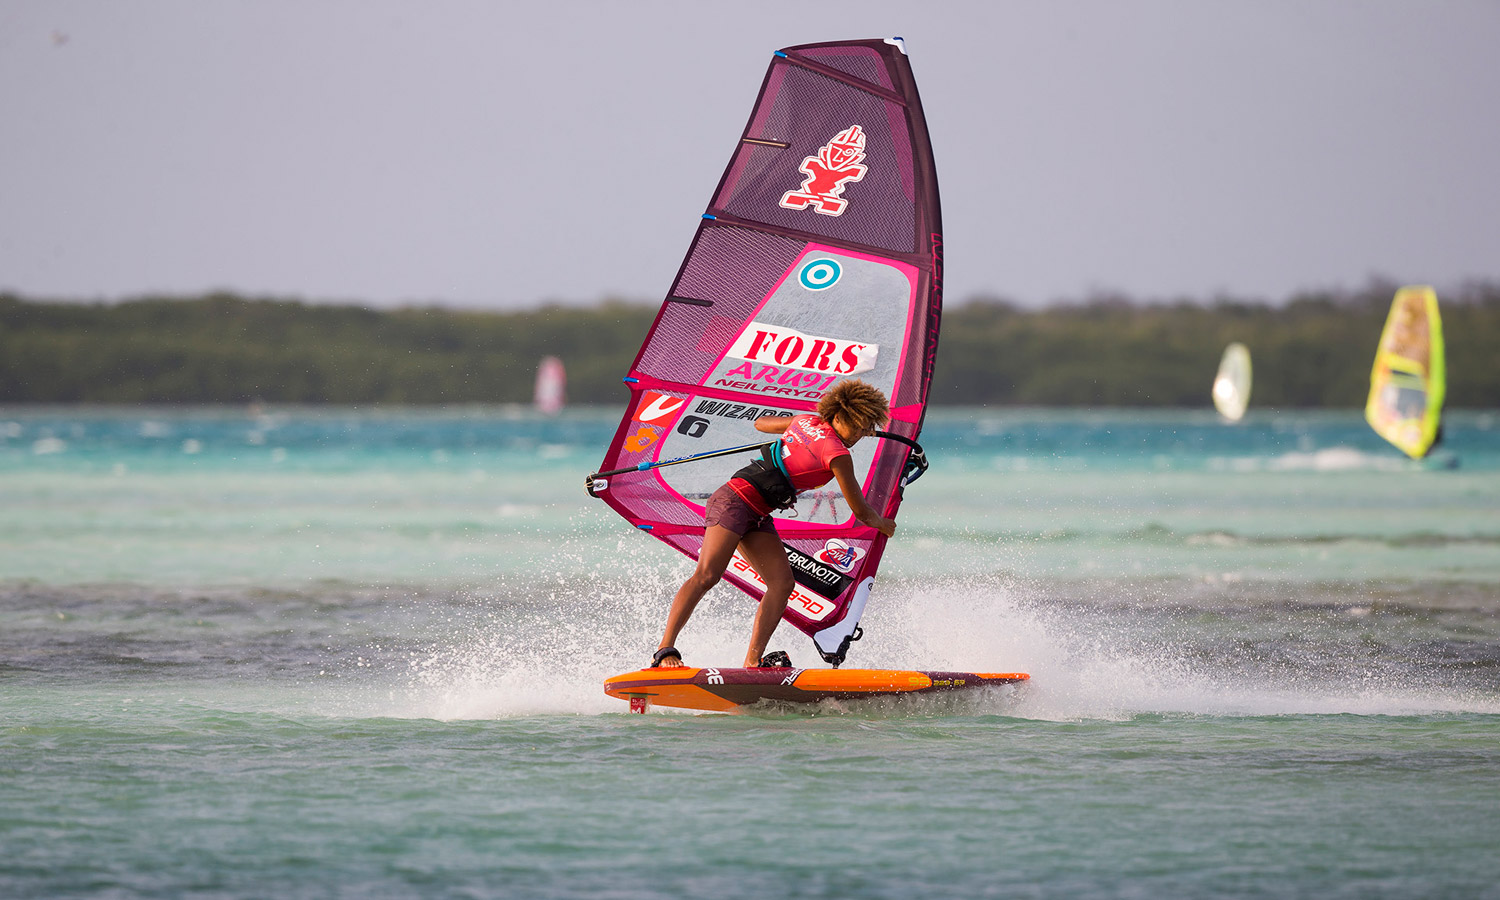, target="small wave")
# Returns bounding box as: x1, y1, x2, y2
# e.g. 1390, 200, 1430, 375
1267, 447, 1407, 472
1185, 531, 1243, 548
1204, 447, 1414, 472
1197, 530, 1500, 549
